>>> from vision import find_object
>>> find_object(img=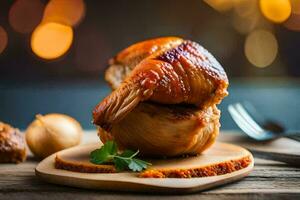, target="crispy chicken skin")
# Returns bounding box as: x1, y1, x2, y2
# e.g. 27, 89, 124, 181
0, 122, 26, 163
93, 37, 228, 129
98, 104, 221, 157
93, 37, 228, 156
